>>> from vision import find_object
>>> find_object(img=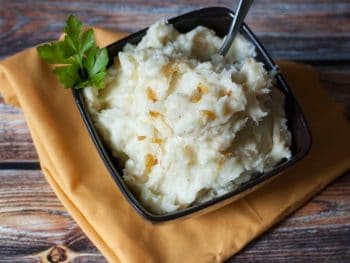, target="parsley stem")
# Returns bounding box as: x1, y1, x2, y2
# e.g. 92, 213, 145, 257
73, 54, 86, 80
